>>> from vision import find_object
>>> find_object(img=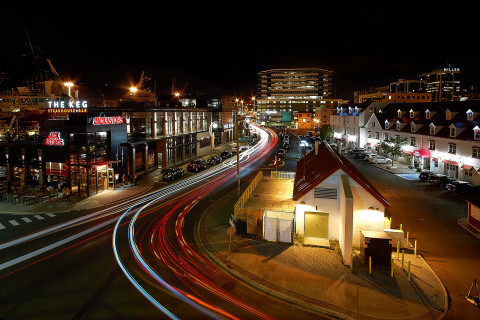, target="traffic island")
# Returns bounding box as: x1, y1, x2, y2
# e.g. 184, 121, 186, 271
197, 188, 448, 320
